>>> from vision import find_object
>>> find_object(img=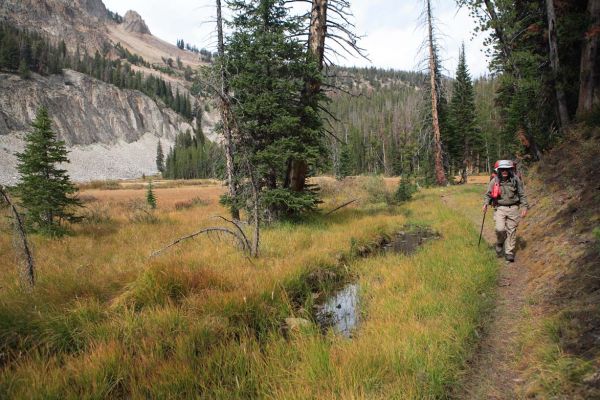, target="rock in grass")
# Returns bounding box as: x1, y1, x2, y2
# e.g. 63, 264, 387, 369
285, 317, 312, 332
